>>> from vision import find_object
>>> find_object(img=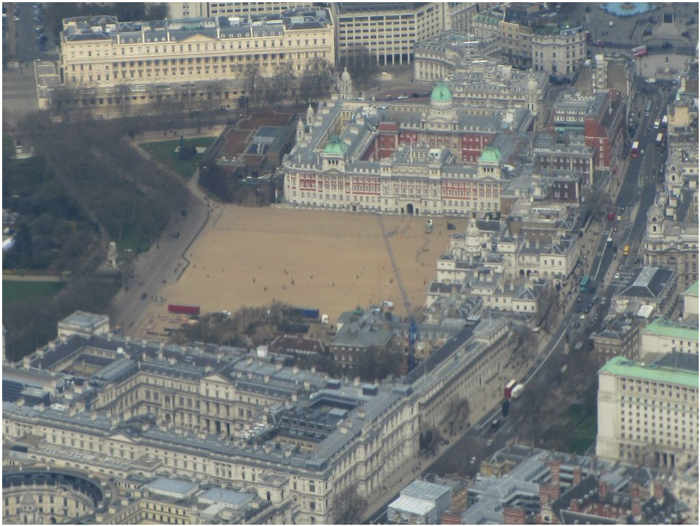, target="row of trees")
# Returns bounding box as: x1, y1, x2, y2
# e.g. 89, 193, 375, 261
50, 46, 384, 122
175, 303, 404, 383
3, 277, 119, 361
19, 113, 188, 251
